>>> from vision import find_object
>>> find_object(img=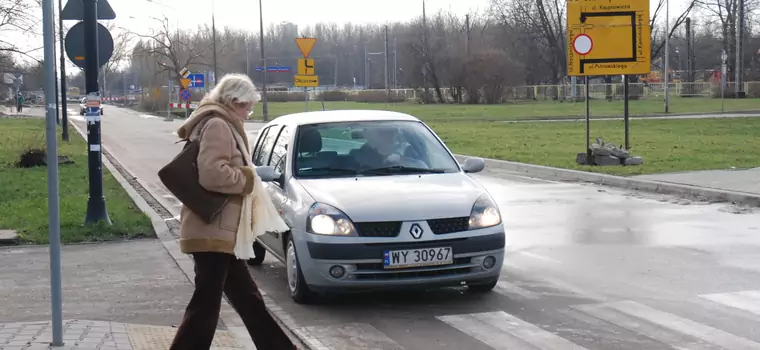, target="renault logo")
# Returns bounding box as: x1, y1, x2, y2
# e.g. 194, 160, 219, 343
409, 223, 424, 239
